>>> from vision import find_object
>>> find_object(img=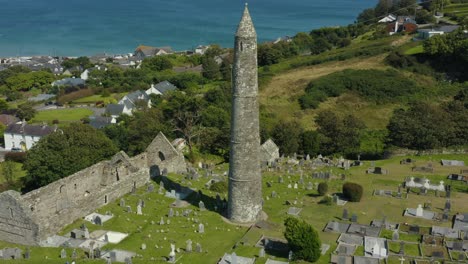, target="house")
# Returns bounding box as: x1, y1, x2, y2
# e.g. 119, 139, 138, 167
51, 77, 86, 87
146, 81, 178, 96
194, 45, 210, 55
88, 116, 112, 129
105, 104, 128, 123
378, 14, 396, 23
387, 16, 418, 35
119, 90, 151, 109
417, 25, 460, 39
134, 45, 173, 59
4, 122, 56, 151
